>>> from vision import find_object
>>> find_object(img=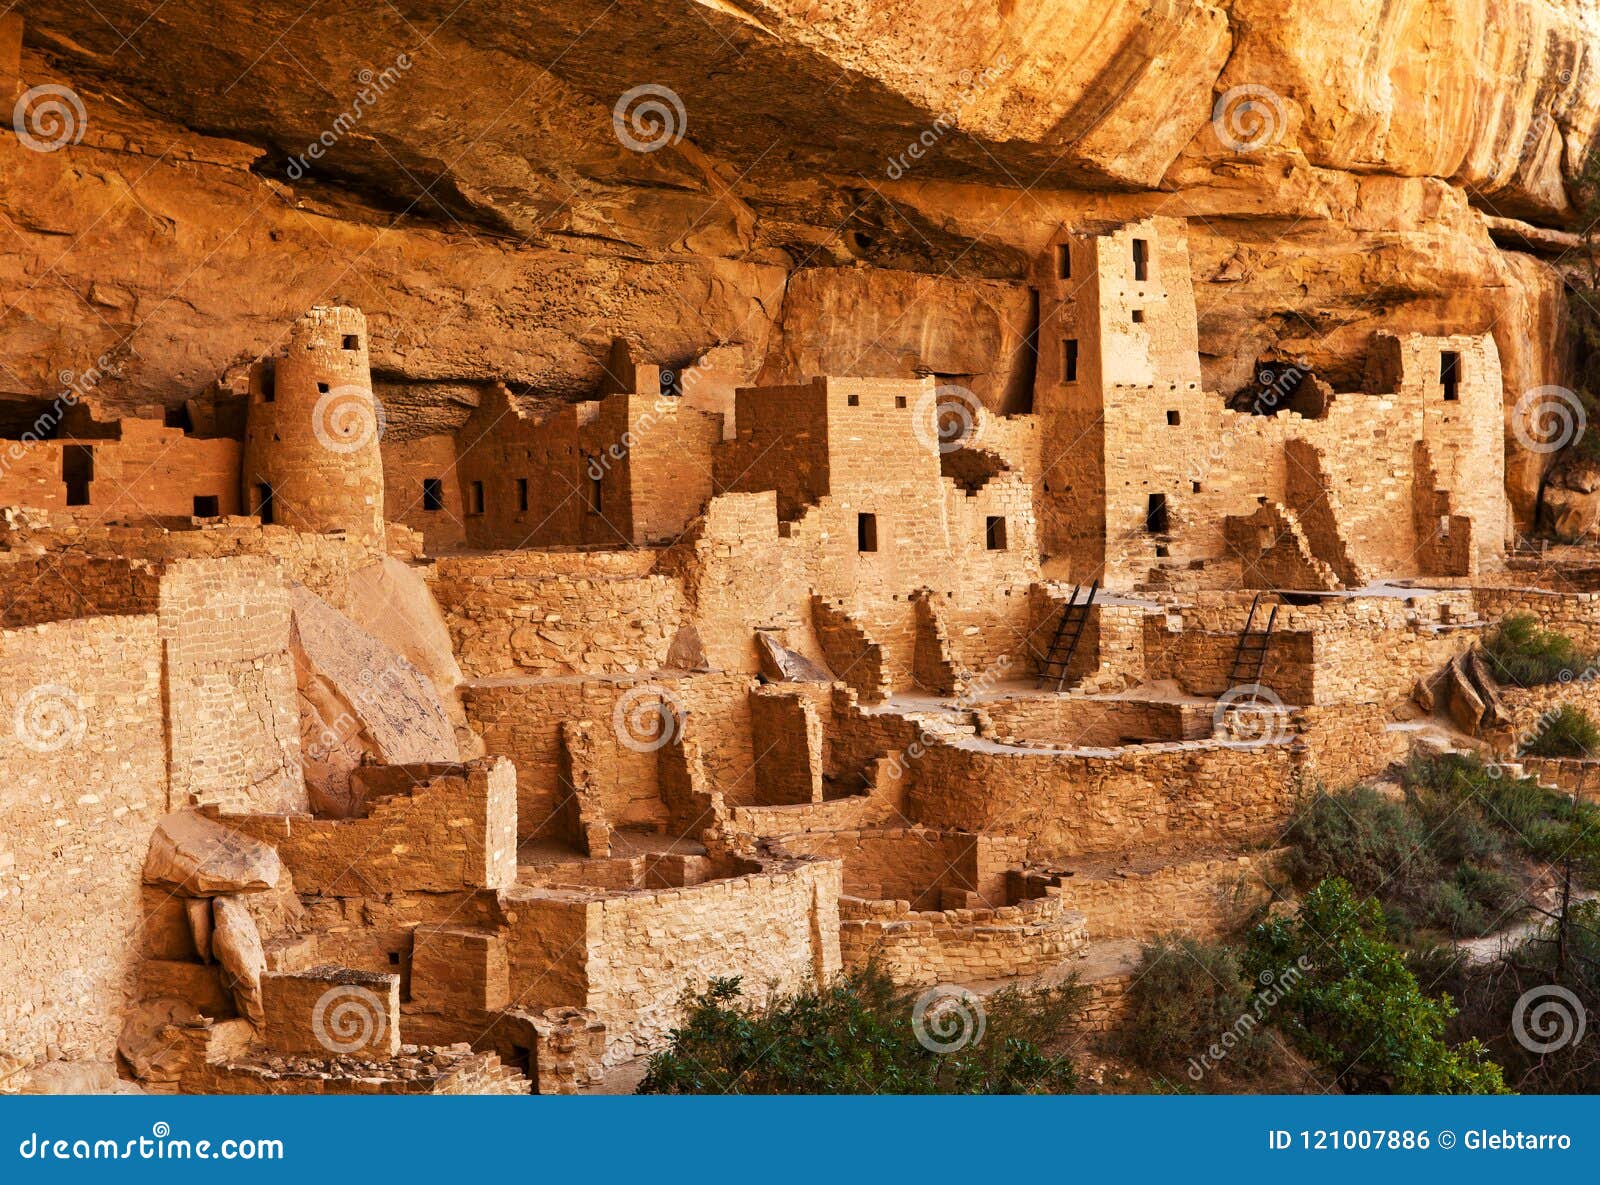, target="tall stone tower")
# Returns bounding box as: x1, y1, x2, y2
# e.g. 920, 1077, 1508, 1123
242, 306, 385, 540
1030, 216, 1203, 582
